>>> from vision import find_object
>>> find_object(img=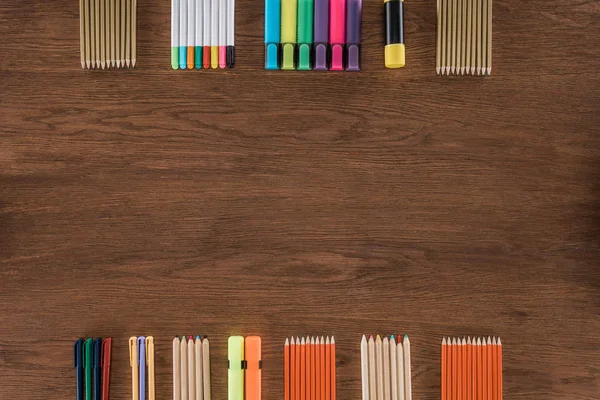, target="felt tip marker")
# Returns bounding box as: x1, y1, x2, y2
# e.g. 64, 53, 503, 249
203, 0, 211, 68
179, 0, 187, 68
384, 0, 405, 68
264, 0, 281, 69
346, 0, 362, 71
172, 0, 180, 69
281, 0, 298, 70
195, 0, 203, 68
313, 0, 329, 70
330, 0, 346, 70
297, 0, 314, 70
226, 0, 235, 67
